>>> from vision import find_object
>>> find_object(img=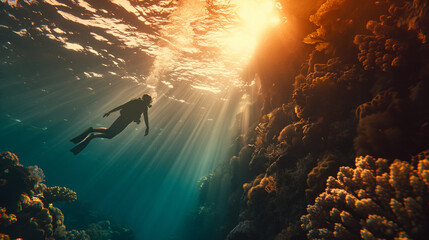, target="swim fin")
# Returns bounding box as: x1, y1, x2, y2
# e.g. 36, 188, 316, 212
70, 127, 93, 144
70, 134, 93, 155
